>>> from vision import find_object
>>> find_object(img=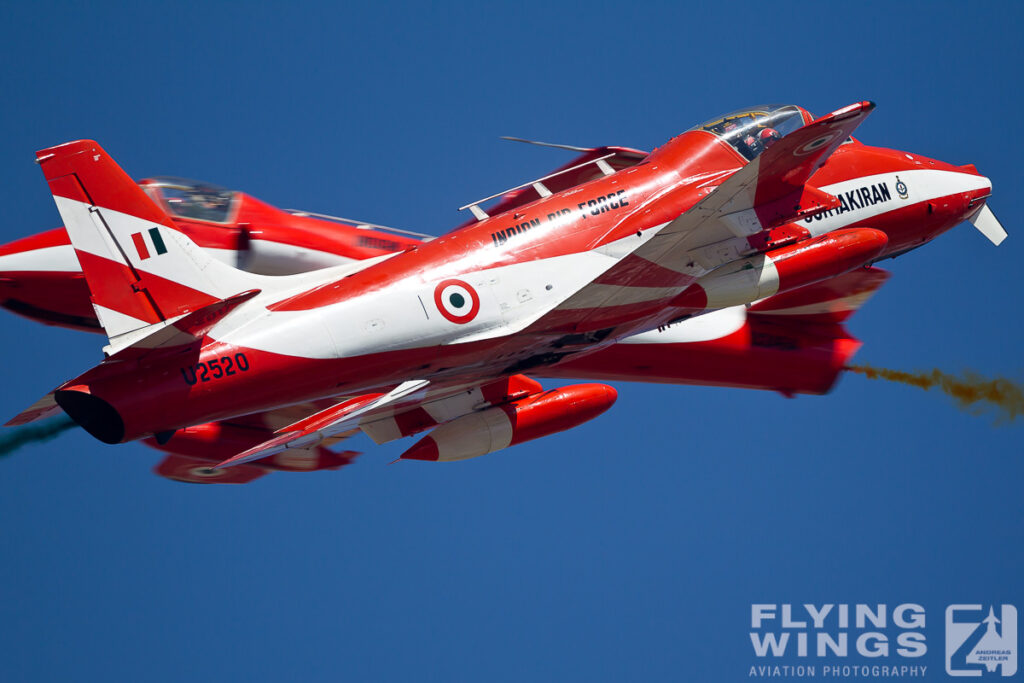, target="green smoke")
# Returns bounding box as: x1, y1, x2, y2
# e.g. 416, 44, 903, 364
0, 416, 76, 458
